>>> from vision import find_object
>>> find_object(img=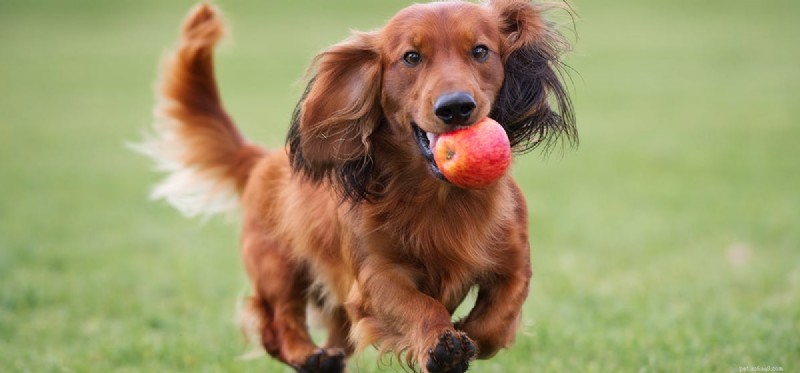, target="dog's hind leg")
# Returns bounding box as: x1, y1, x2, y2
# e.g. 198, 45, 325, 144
241, 230, 346, 373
